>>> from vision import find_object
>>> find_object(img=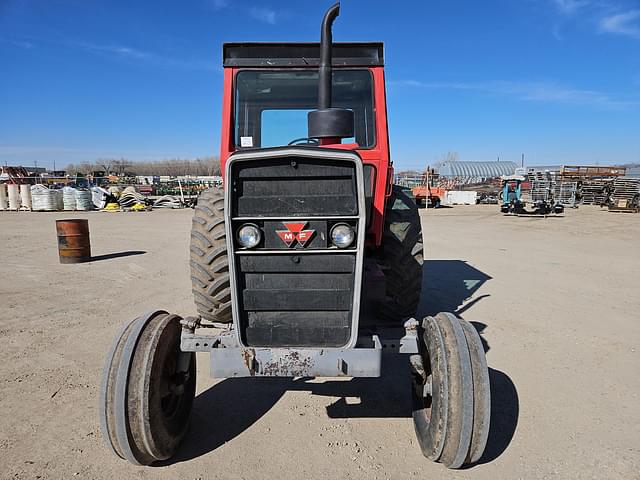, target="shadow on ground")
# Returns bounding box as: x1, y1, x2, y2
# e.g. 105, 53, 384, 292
89, 250, 146, 262
418, 259, 492, 317
165, 260, 518, 468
